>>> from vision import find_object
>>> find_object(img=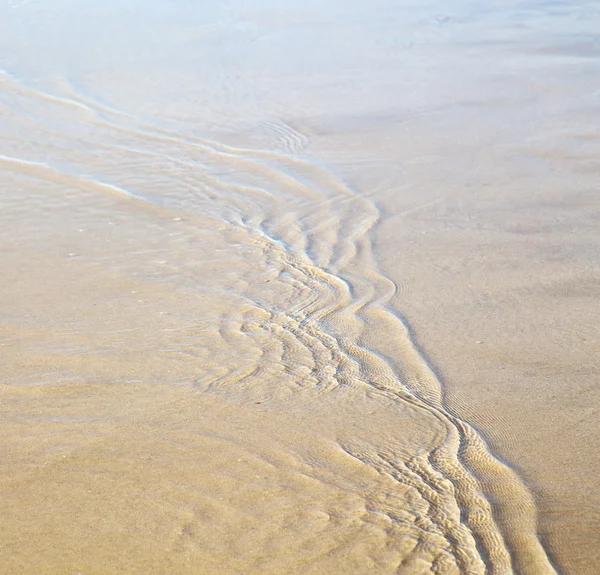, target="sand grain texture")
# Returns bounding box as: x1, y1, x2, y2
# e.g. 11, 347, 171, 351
1, 1, 598, 573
